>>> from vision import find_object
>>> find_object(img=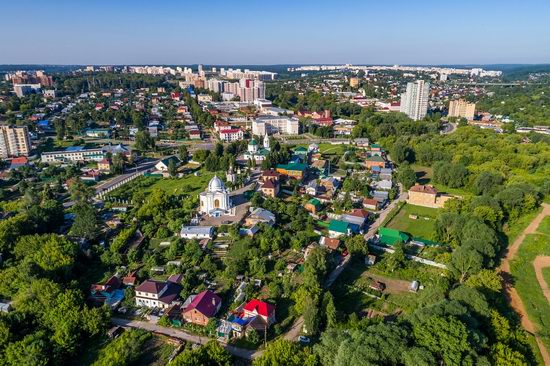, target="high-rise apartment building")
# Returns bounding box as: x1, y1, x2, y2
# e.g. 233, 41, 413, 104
400, 80, 430, 120
0, 125, 32, 158
448, 99, 475, 120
